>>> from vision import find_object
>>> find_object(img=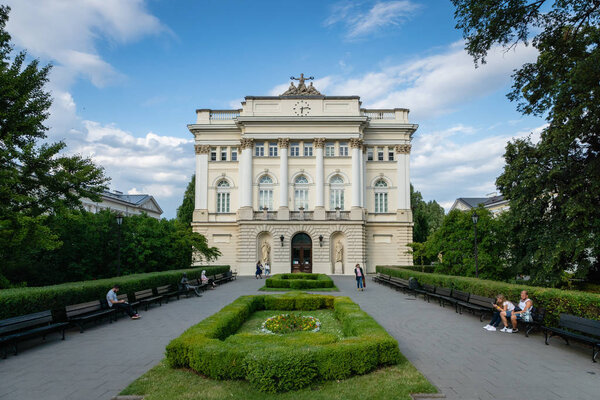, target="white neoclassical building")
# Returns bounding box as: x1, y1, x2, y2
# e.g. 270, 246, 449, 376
190, 76, 416, 275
